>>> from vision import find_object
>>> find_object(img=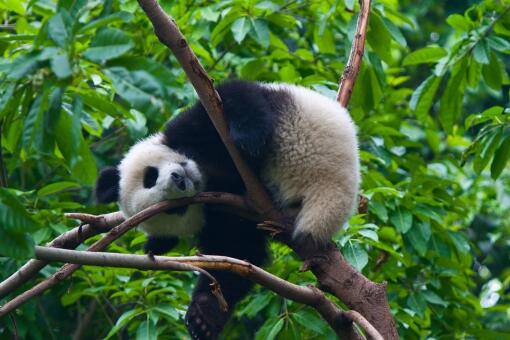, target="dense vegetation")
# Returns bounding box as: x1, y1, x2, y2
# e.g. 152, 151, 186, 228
0, 0, 509, 338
